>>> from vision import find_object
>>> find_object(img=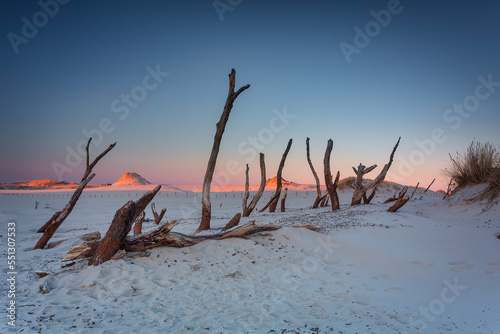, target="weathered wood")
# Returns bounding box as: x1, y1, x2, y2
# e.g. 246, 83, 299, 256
242, 153, 266, 217
133, 211, 146, 235
320, 193, 329, 207
260, 139, 293, 212
290, 222, 322, 231
306, 137, 322, 208
270, 139, 293, 212
351, 137, 400, 205
89, 186, 161, 265
419, 178, 436, 200
36, 138, 116, 244
280, 188, 288, 212
198, 69, 250, 234
443, 178, 454, 199
34, 173, 95, 249
82, 138, 117, 182
63, 241, 100, 262
222, 213, 241, 232
67, 221, 282, 259
80, 231, 101, 241
387, 183, 418, 213
323, 139, 340, 211
151, 203, 166, 224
